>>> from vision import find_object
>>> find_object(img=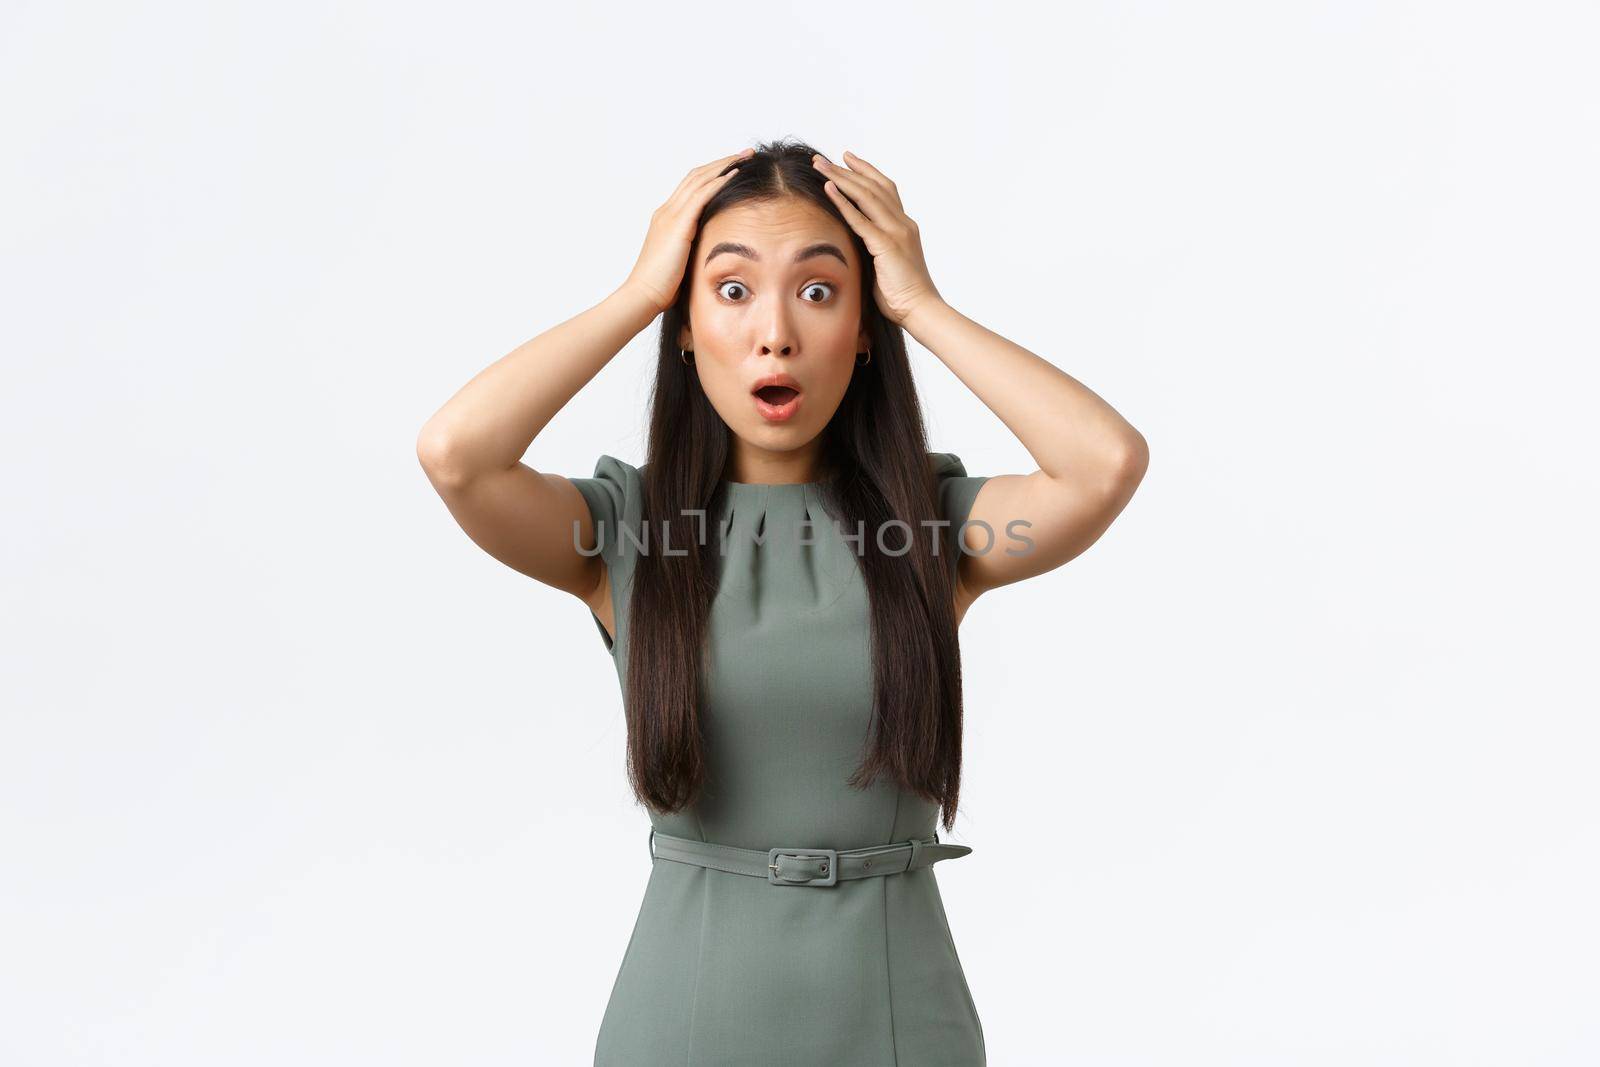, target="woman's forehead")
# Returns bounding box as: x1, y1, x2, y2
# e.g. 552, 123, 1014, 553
701, 199, 852, 256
